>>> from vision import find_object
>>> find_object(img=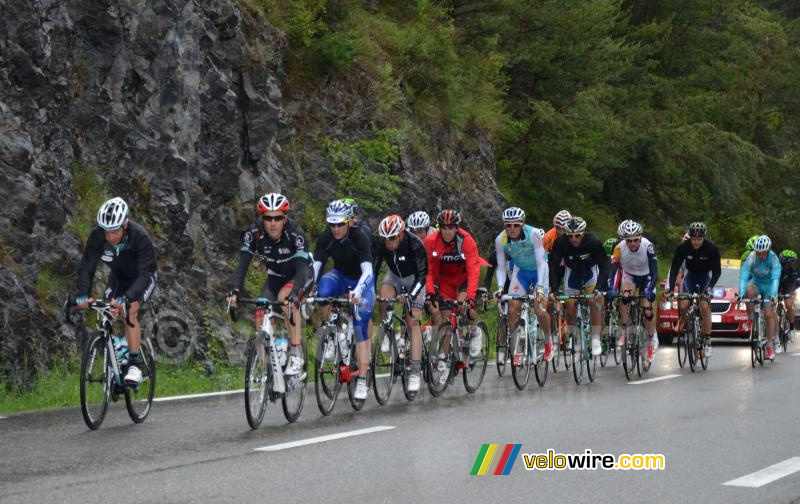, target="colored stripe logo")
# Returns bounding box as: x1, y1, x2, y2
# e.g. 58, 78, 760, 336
470, 444, 522, 475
